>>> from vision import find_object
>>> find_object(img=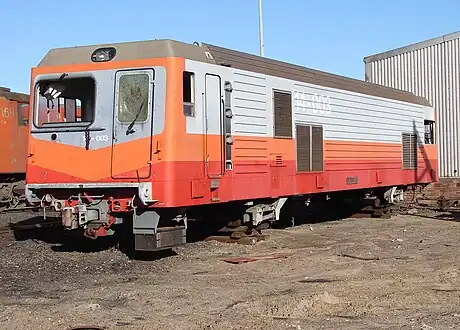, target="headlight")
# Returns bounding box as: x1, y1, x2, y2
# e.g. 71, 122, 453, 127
91, 47, 116, 62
